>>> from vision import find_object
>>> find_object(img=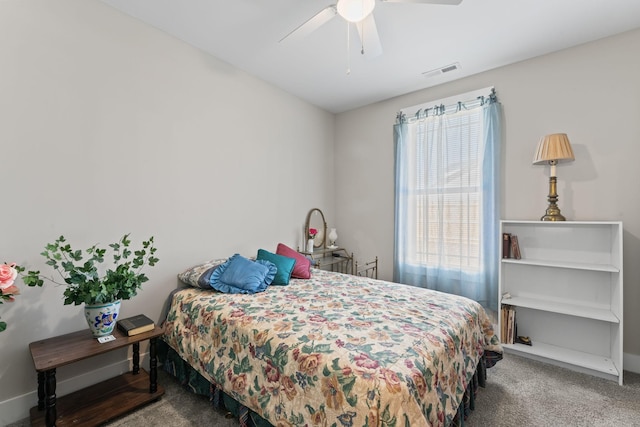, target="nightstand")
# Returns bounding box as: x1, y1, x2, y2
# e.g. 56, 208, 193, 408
29, 325, 165, 426
299, 246, 353, 274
